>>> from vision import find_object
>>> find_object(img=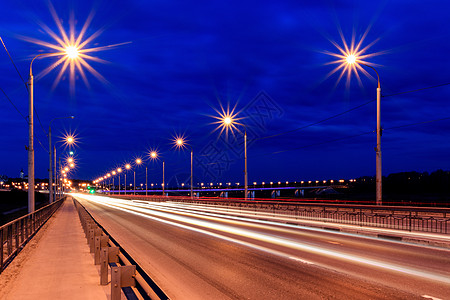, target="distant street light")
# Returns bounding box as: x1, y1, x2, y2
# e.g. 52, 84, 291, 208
172, 136, 194, 199
53, 135, 76, 200
125, 164, 131, 195
111, 170, 116, 194
134, 158, 142, 195
148, 150, 165, 196
215, 110, 248, 200
48, 115, 74, 203
147, 150, 160, 197
117, 168, 122, 194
